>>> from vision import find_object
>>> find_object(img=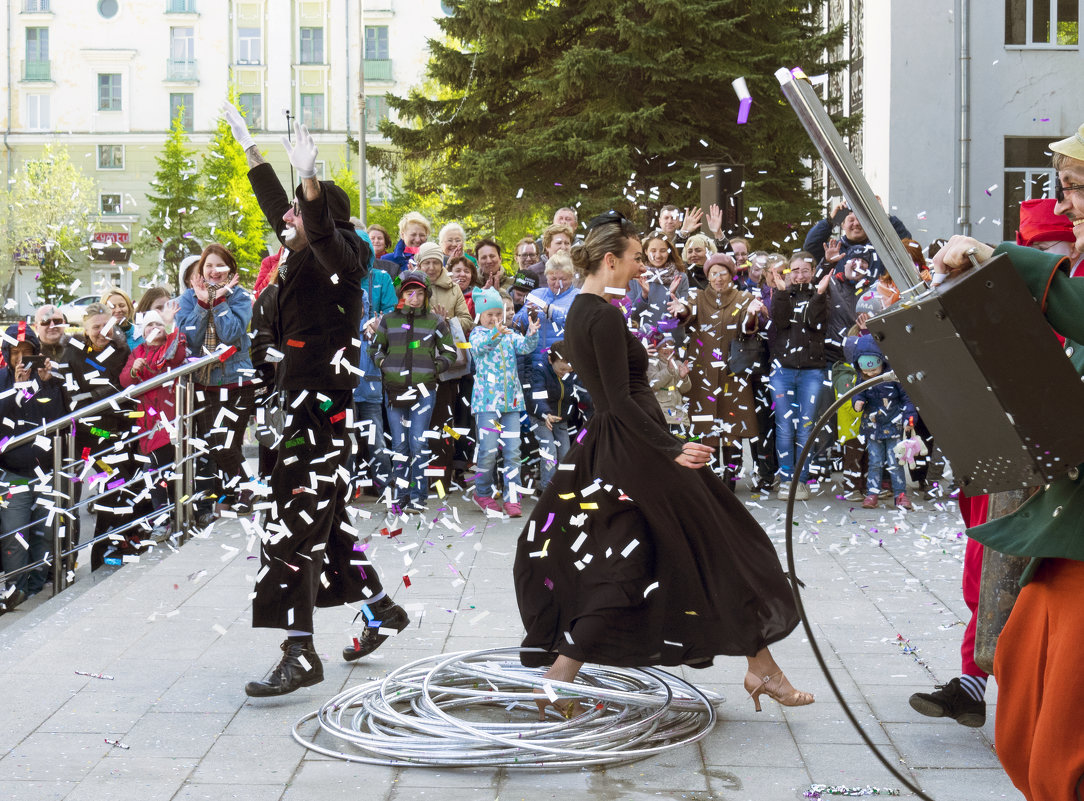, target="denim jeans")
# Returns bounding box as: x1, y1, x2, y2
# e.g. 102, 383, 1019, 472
531, 416, 570, 487
385, 391, 436, 504
0, 469, 49, 596
474, 411, 522, 502
770, 366, 828, 483
355, 400, 392, 491
866, 436, 906, 495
